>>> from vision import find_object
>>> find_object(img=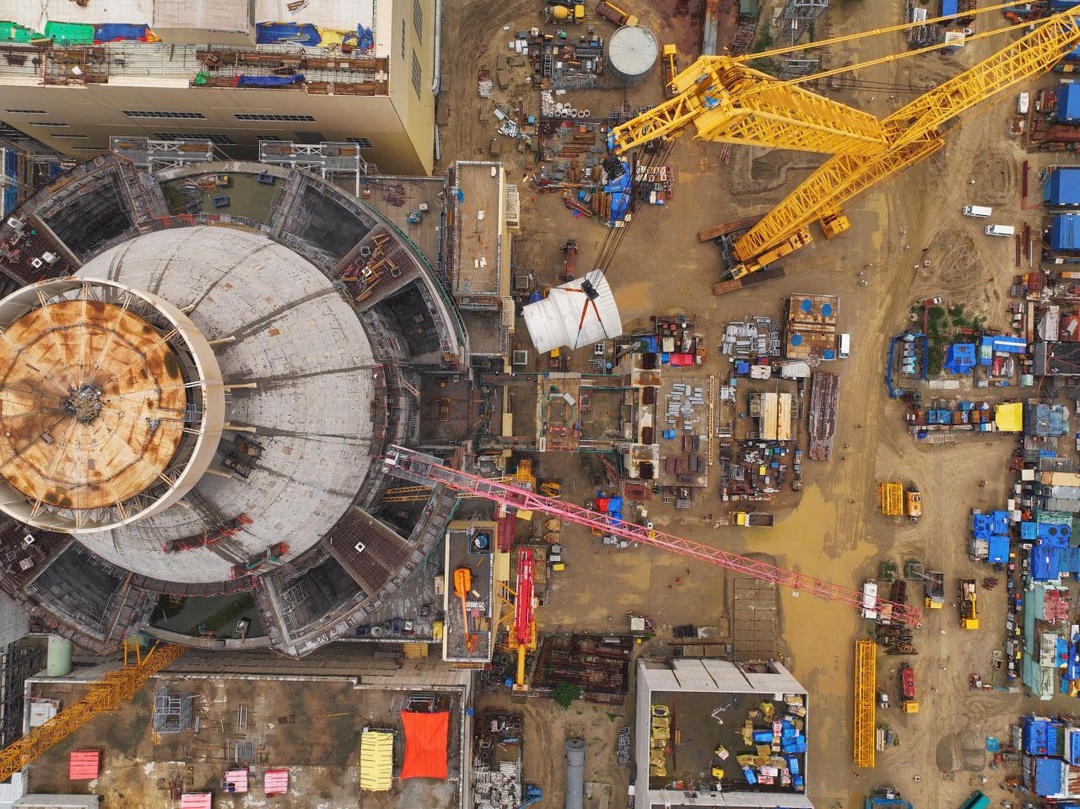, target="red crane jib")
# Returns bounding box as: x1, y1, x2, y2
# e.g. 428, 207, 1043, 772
384, 447, 922, 627
514, 549, 535, 646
